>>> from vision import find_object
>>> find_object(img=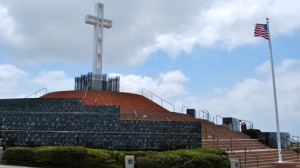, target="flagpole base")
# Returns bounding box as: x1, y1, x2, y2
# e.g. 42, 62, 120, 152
272, 161, 296, 168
